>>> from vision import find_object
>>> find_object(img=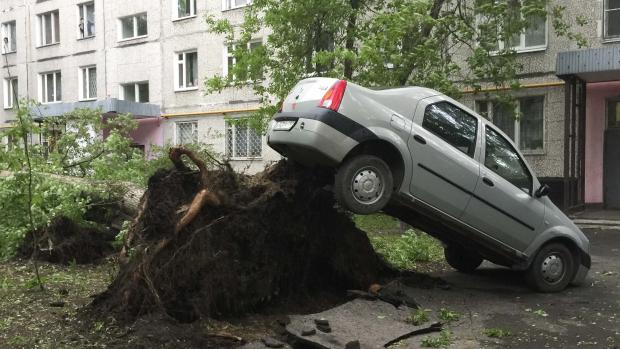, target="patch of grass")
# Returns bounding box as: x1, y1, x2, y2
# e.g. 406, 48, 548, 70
438, 308, 461, 322
421, 330, 452, 348
369, 229, 443, 270
354, 213, 401, 234
533, 309, 548, 317
484, 328, 512, 338
407, 309, 430, 326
